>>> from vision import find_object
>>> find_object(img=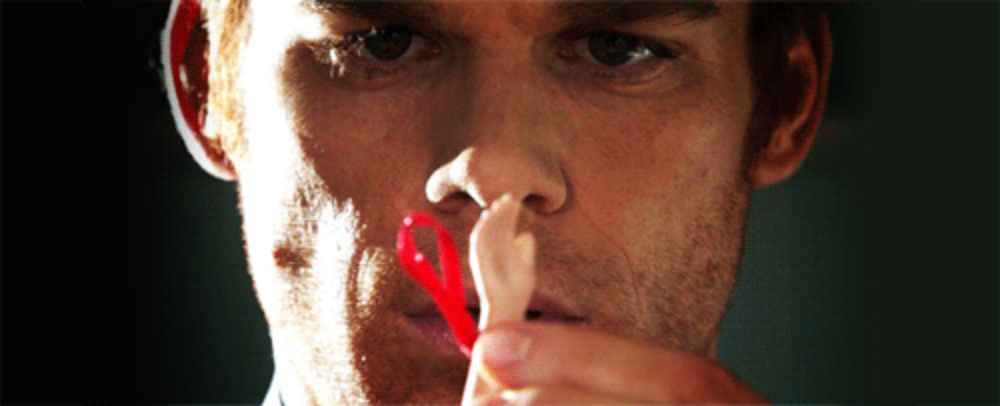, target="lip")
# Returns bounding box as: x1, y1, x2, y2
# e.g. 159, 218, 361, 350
399, 311, 464, 354
404, 291, 587, 322
401, 291, 588, 352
